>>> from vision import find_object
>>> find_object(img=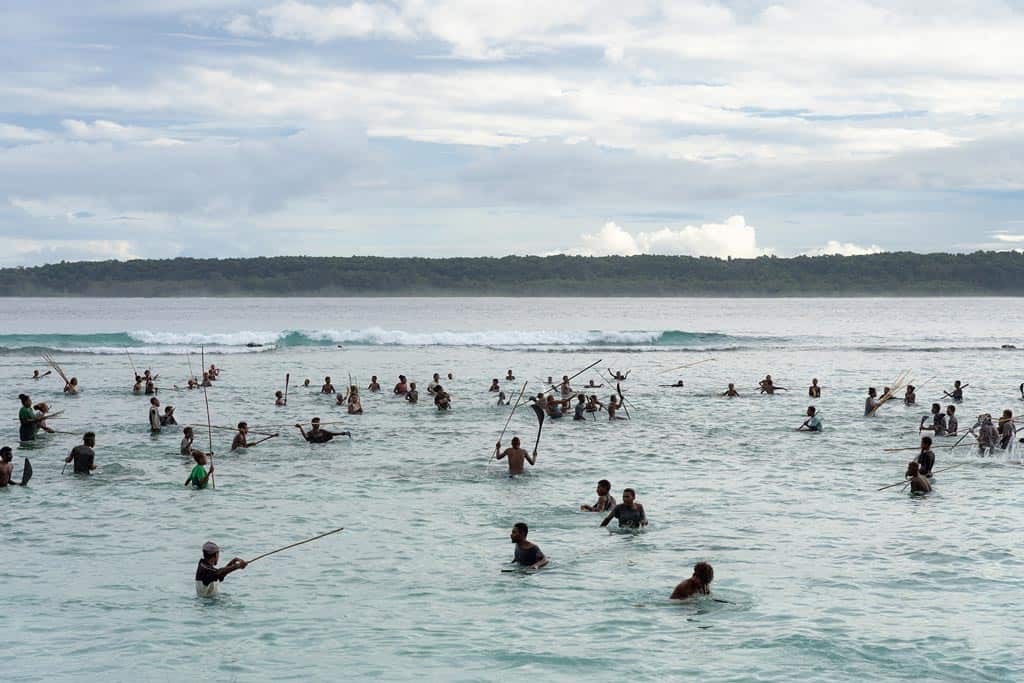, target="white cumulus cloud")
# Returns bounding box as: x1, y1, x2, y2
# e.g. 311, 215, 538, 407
570, 216, 770, 258
802, 240, 884, 256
